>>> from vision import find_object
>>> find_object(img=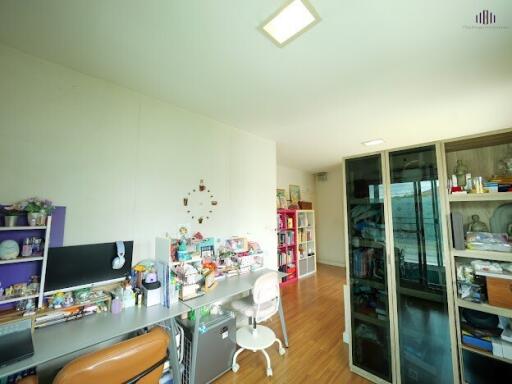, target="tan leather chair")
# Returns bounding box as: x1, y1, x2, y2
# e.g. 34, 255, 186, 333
19, 327, 170, 384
